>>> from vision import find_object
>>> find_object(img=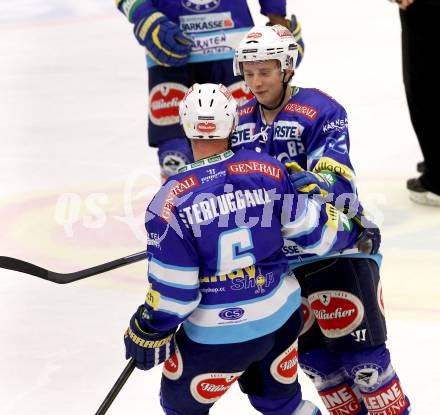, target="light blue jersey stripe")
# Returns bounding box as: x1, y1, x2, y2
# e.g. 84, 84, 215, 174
183, 290, 301, 344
